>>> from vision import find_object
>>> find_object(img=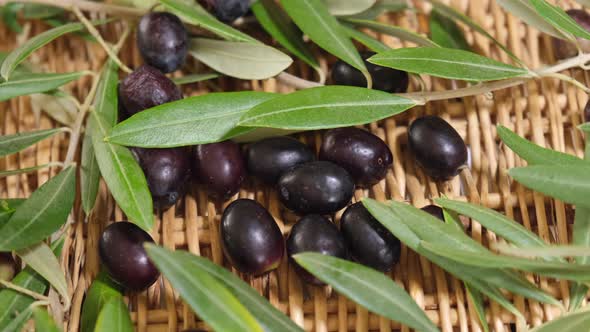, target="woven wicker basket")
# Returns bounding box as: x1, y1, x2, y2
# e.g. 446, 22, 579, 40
1, 0, 587, 331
